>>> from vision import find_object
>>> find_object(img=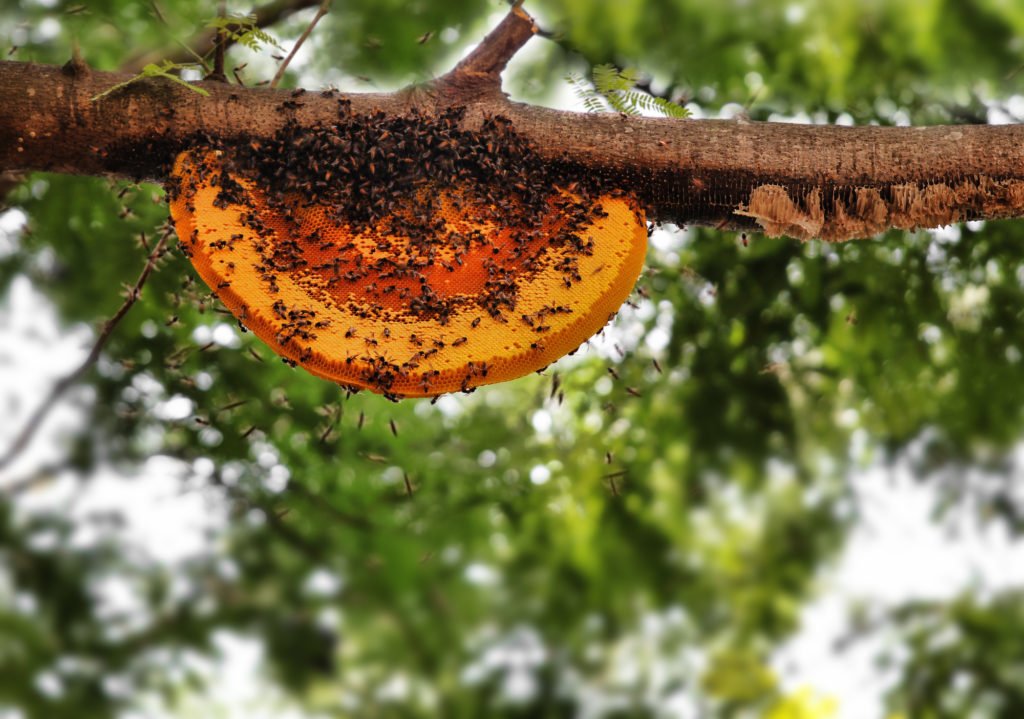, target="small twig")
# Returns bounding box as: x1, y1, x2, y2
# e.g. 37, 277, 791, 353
209, 0, 228, 82
172, 39, 212, 73
269, 0, 331, 89
0, 229, 172, 476
286, 480, 374, 531
149, 0, 167, 25
1, 462, 68, 497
